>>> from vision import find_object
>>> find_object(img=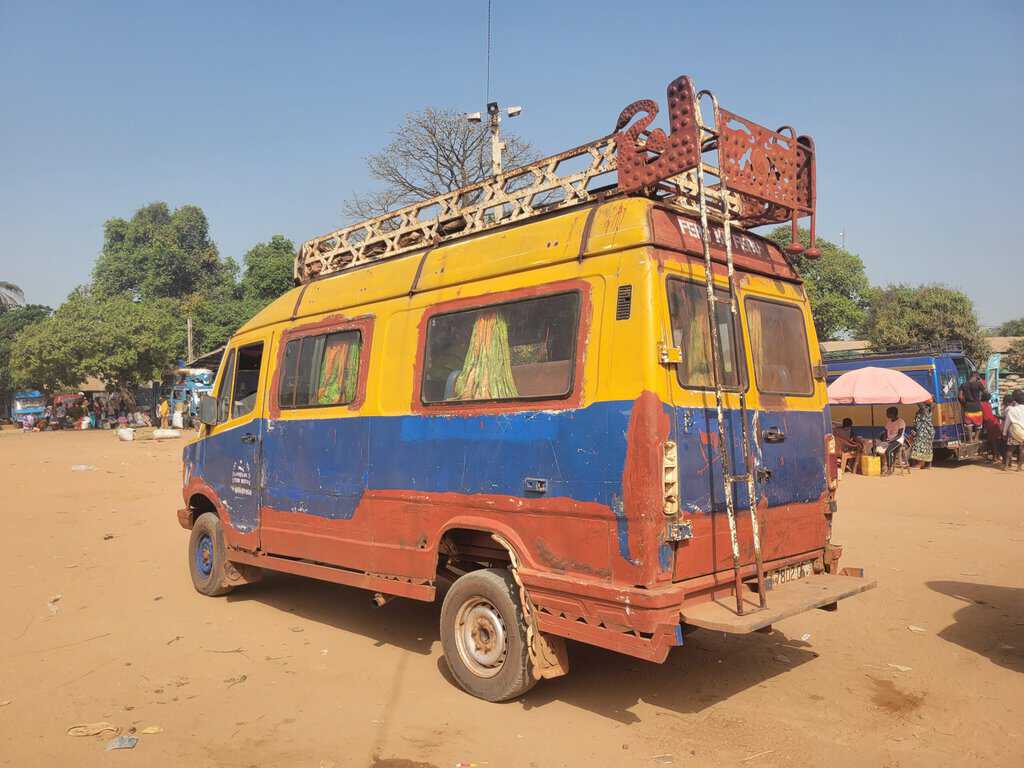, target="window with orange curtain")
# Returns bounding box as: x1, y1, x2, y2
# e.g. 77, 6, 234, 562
744, 298, 813, 395
278, 330, 362, 408
666, 279, 746, 390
